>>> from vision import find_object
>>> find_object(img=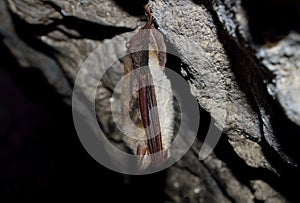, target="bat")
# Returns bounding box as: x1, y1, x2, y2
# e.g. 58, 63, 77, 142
121, 4, 174, 170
